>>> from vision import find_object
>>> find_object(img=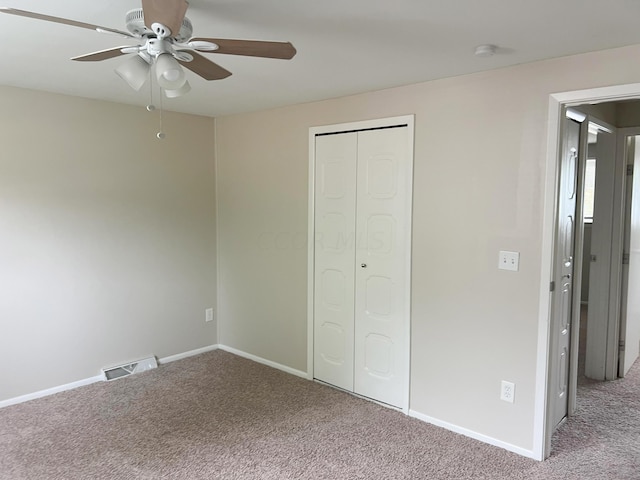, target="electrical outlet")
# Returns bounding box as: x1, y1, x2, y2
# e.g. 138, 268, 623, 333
500, 380, 515, 403
205, 308, 214, 323
498, 251, 520, 271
